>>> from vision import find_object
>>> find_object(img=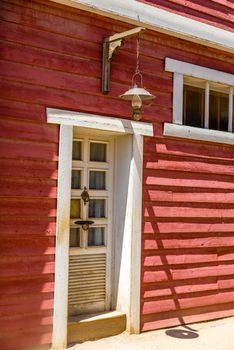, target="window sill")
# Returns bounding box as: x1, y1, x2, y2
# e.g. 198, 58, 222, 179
163, 123, 234, 146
